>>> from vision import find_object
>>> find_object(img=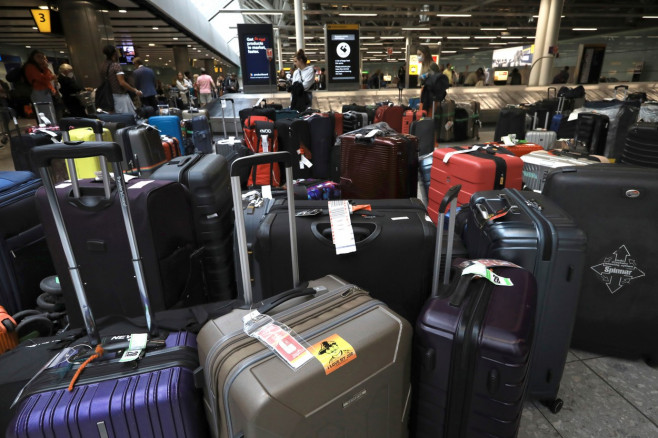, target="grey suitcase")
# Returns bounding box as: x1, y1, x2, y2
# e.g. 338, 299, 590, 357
196, 152, 413, 438
525, 111, 557, 150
